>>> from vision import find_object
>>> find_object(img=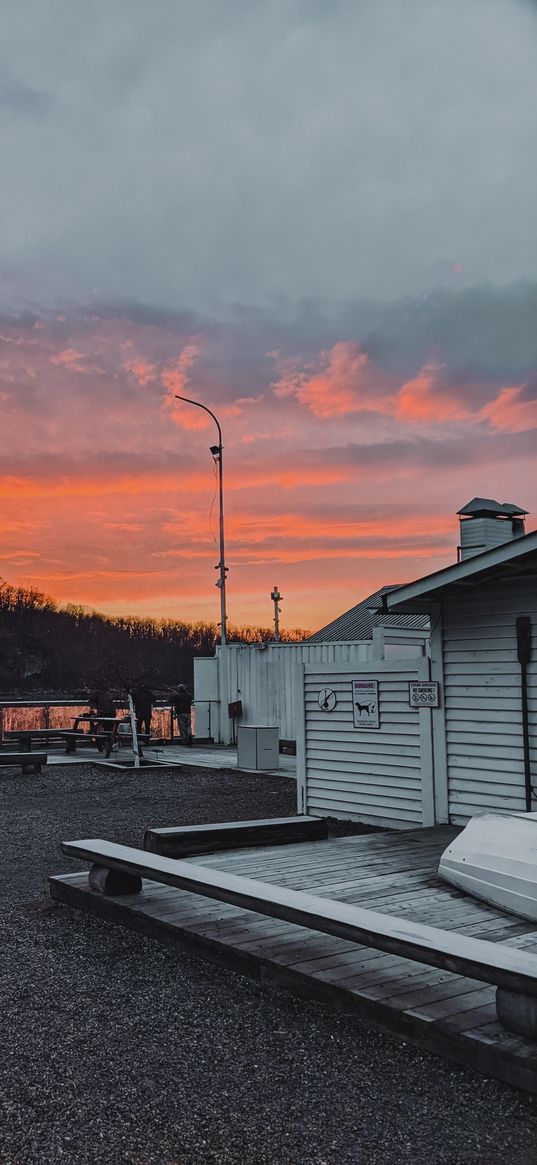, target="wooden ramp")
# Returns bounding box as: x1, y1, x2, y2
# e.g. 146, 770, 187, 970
50, 825, 537, 1093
